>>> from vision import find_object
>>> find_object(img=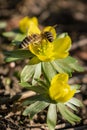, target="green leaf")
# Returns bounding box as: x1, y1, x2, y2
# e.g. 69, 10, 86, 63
21, 85, 47, 96
51, 56, 84, 74
69, 97, 83, 107
2, 31, 17, 37
65, 102, 78, 111
32, 63, 41, 85
0, 21, 7, 28
57, 33, 68, 38
4, 50, 34, 62
21, 64, 36, 82
71, 85, 81, 93
20, 81, 48, 94
57, 103, 81, 124
42, 62, 57, 82
71, 85, 81, 90
22, 95, 46, 105
19, 82, 32, 88
47, 104, 57, 130
4, 57, 21, 62
29, 56, 41, 65
35, 78, 49, 88
23, 101, 49, 118
12, 33, 26, 46
51, 61, 63, 73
